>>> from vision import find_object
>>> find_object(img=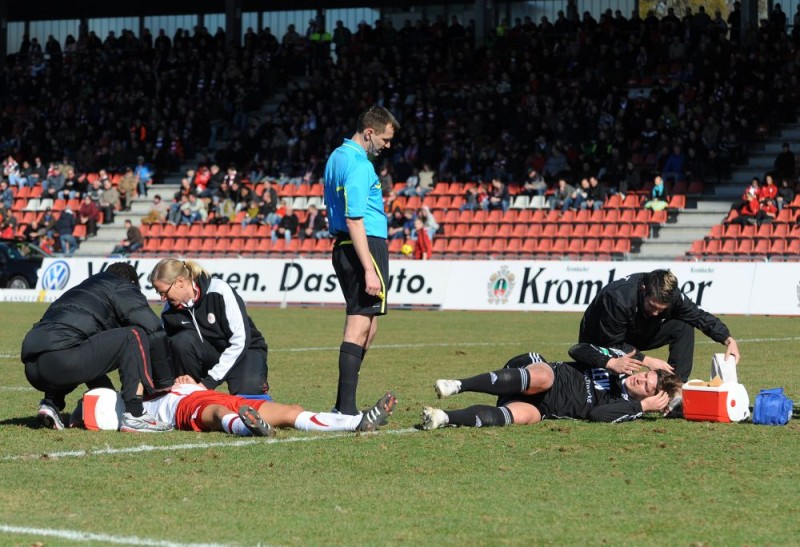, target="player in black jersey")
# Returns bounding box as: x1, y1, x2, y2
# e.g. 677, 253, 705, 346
421, 343, 682, 429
